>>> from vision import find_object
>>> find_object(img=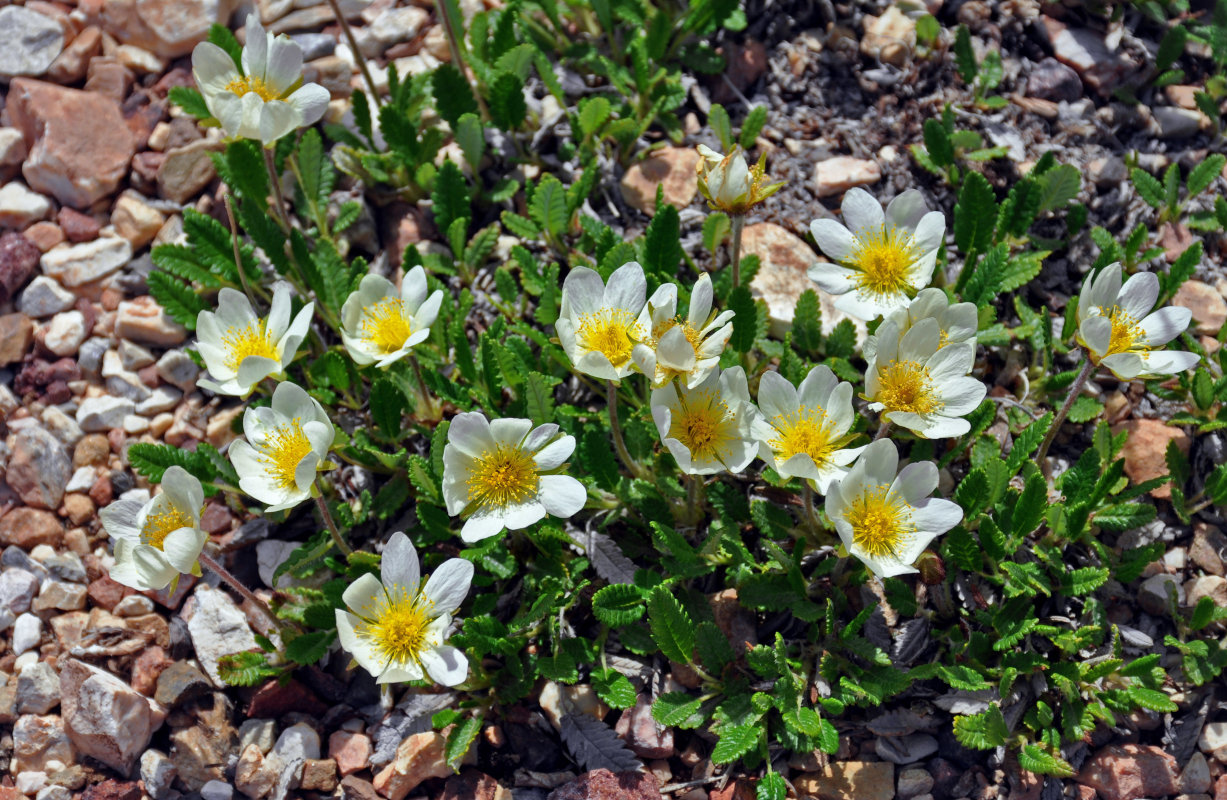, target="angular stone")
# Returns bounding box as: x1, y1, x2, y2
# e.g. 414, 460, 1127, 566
101, 0, 237, 59
0, 568, 41, 615
16, 662, 61, 714
743, 222, 867, 342
1027, 57, 1083, 103
7, 79, 136, 209
12, 612, 44, 654
0, 312, 34, 366
170, 725, 229, 790
1172, 280, 1227, 336
814, 156, 881, 197
141, 750, 178, 800
861, 6, 915, 67
1180, 752, 1212, 795
614, 695, 673, 759
372, 732, 452, 800
59, 659, 167, 774
795, 762, 894, 800
11, 714, 75, 773
43, 310, 88, 357
111, 192, 165, 249
0, 231, 41, 302
1186, 575, 1227, 608
18, 275, 75, 317
157, 139, 220, 204
1077, 744, 1178, 800
33, 580, 87, 612
1039, 16, 1138, 94
58, 208, 100, 243
302, 759, 339, 792
115, 295, 187, 346
46, 25, 102, 84
40, 236, 132, 287
0, 7, 65, 78
1114, 420, 1190, 499
545, 770, 663, 800
77, 396, 136, 432
619, 146, 701, 215
330, 730, 373, 776
155, 661, 213, 708
7, 427, 72, 510
0, 182, 53, 228
440, 770, 511, 800
185, 583, 259, 685
235, 743, 274, 798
